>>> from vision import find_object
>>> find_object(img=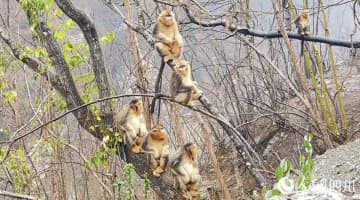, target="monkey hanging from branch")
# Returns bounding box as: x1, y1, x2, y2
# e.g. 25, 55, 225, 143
142, 124, 170, 177
170, 143, 201, 199
115, 99, 148, 153
151, 9, 184, 116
